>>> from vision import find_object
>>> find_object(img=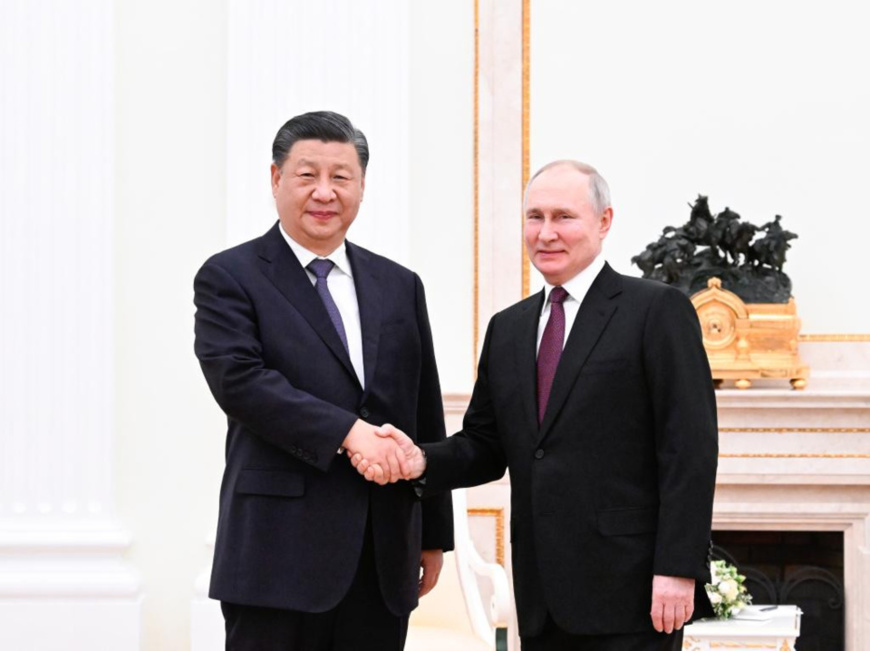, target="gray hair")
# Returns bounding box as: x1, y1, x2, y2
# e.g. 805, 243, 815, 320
272, 110, 369, 174
524, 160, 611, 215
